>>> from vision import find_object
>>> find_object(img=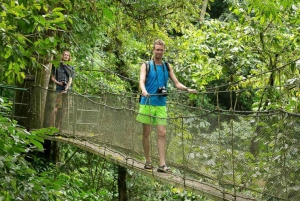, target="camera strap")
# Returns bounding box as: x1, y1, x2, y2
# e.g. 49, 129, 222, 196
61, 64, 70, 78
153, 61, 167, 88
